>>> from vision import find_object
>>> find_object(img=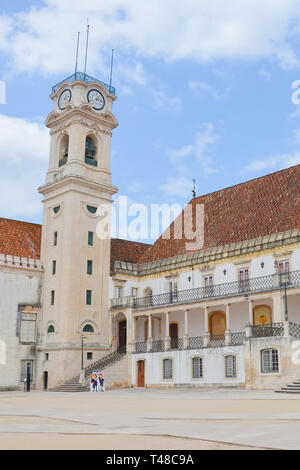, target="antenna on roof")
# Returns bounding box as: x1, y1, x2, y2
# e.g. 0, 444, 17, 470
84, 21, 90, 78
192, 179, 196, 198
109, 49, 114, 89
74, 32, 80, 77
